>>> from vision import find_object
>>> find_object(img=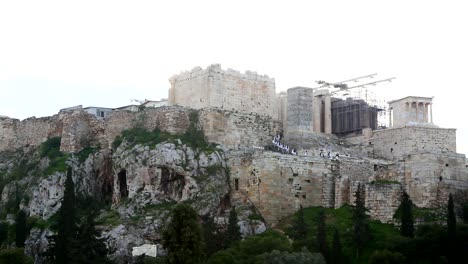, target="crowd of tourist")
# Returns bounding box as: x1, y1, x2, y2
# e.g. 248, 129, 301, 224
249, 132, 350, 160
